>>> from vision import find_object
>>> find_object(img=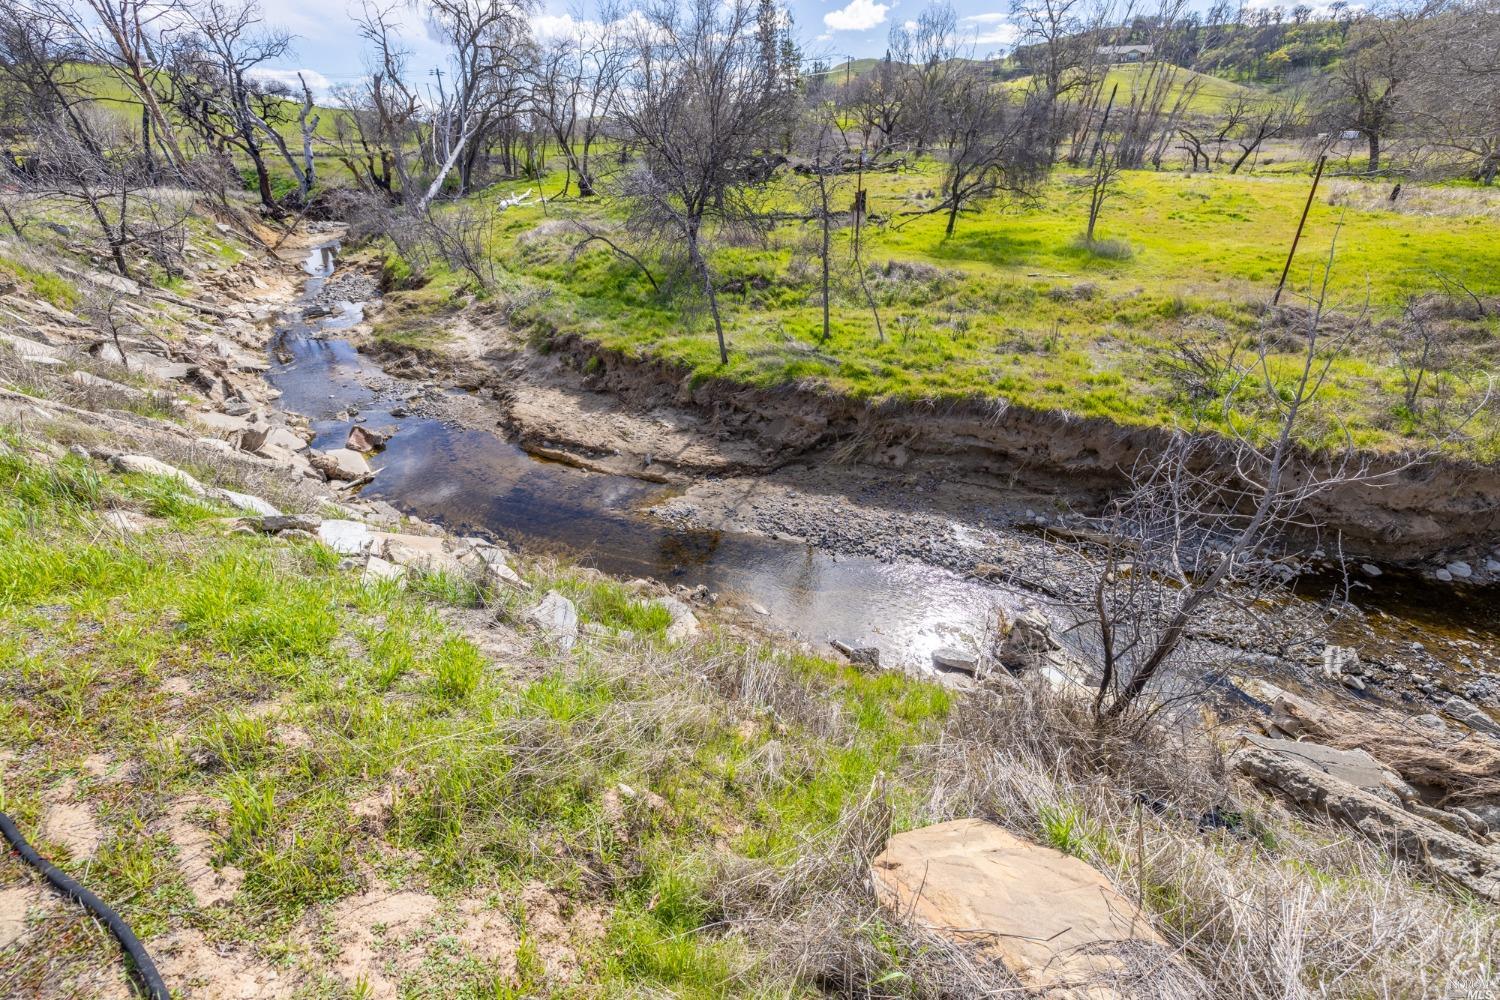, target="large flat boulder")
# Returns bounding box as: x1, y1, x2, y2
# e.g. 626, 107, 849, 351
375, 532, 466, 577
1236, 743, 1500, 902
1242, 734, 1414, 806
310, 448, 371, 481
872, 818, 1198, 998
317, 519, 373, 555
